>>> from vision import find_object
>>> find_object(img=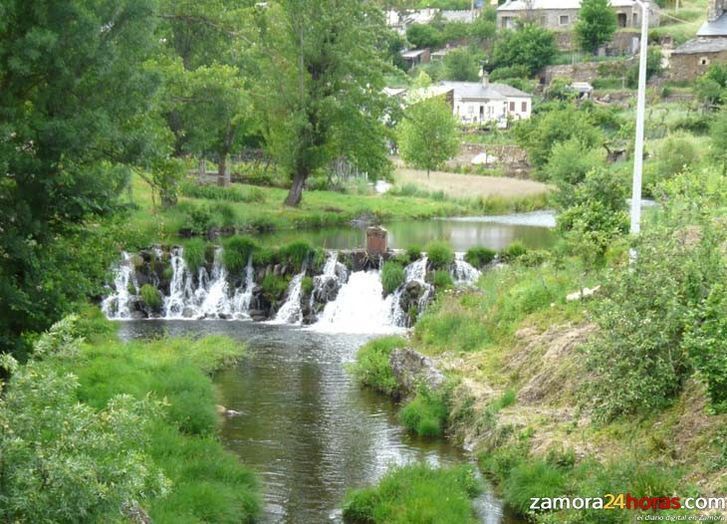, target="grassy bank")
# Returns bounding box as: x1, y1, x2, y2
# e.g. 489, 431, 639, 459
0, 312, 260, 523
121, 174, 549, 249
342, 464, 482, 524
